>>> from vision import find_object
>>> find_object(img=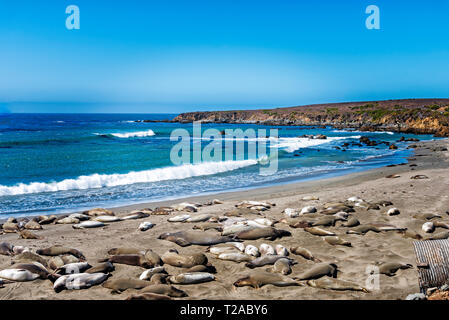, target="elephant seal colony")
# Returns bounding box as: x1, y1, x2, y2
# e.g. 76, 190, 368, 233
0, 139, 448, 300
